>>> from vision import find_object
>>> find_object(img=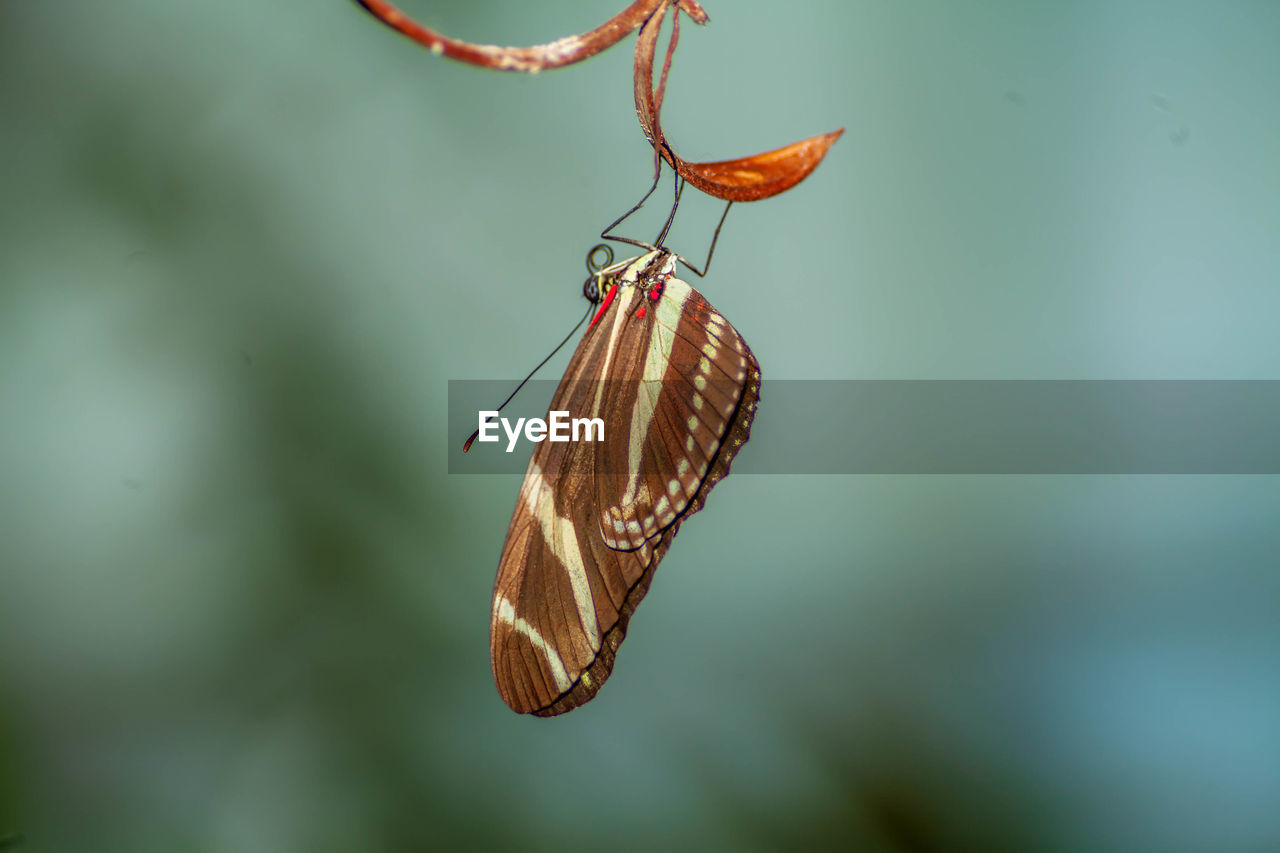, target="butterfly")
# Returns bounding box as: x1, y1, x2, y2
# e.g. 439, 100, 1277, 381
488, 245, 760, 715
